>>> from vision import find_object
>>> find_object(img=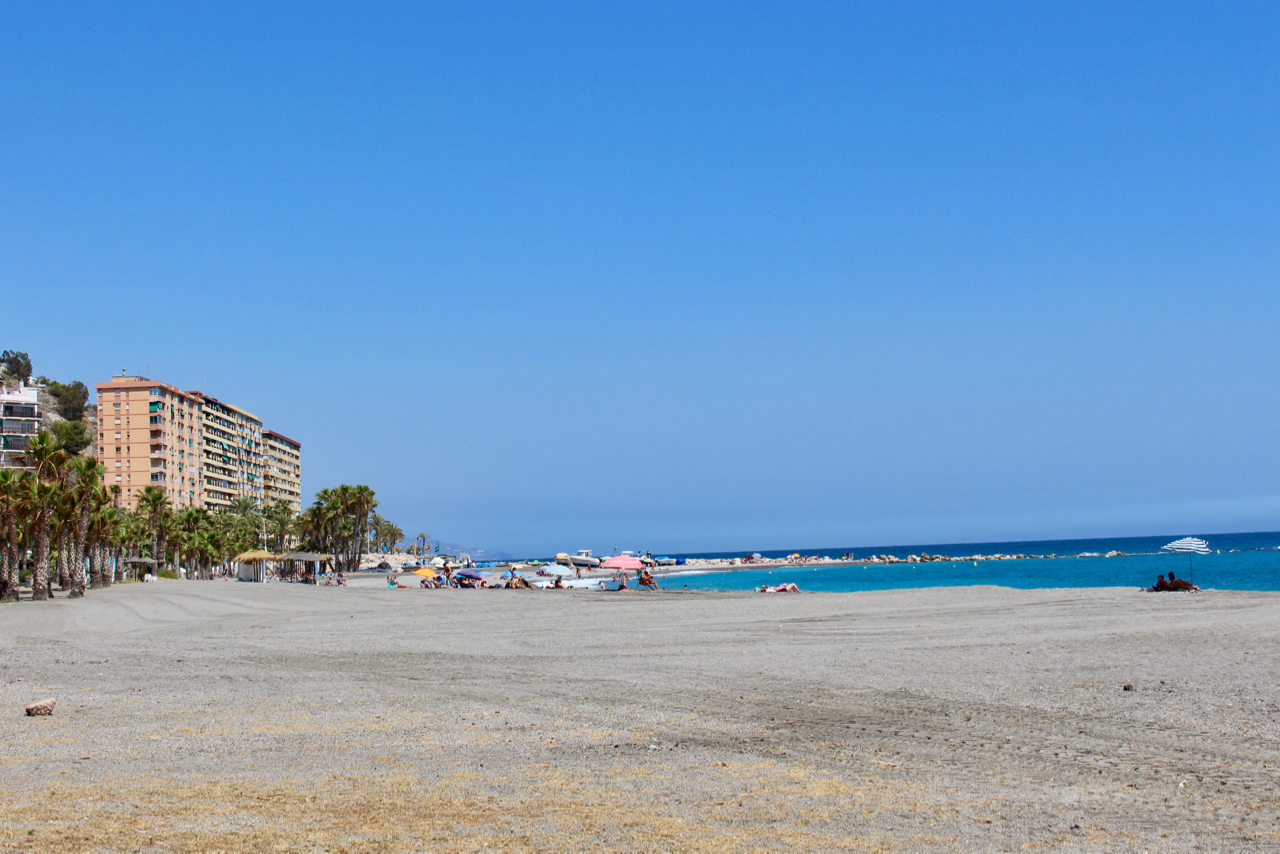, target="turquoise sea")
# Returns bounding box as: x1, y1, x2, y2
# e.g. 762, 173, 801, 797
663, 531, 1280, 592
